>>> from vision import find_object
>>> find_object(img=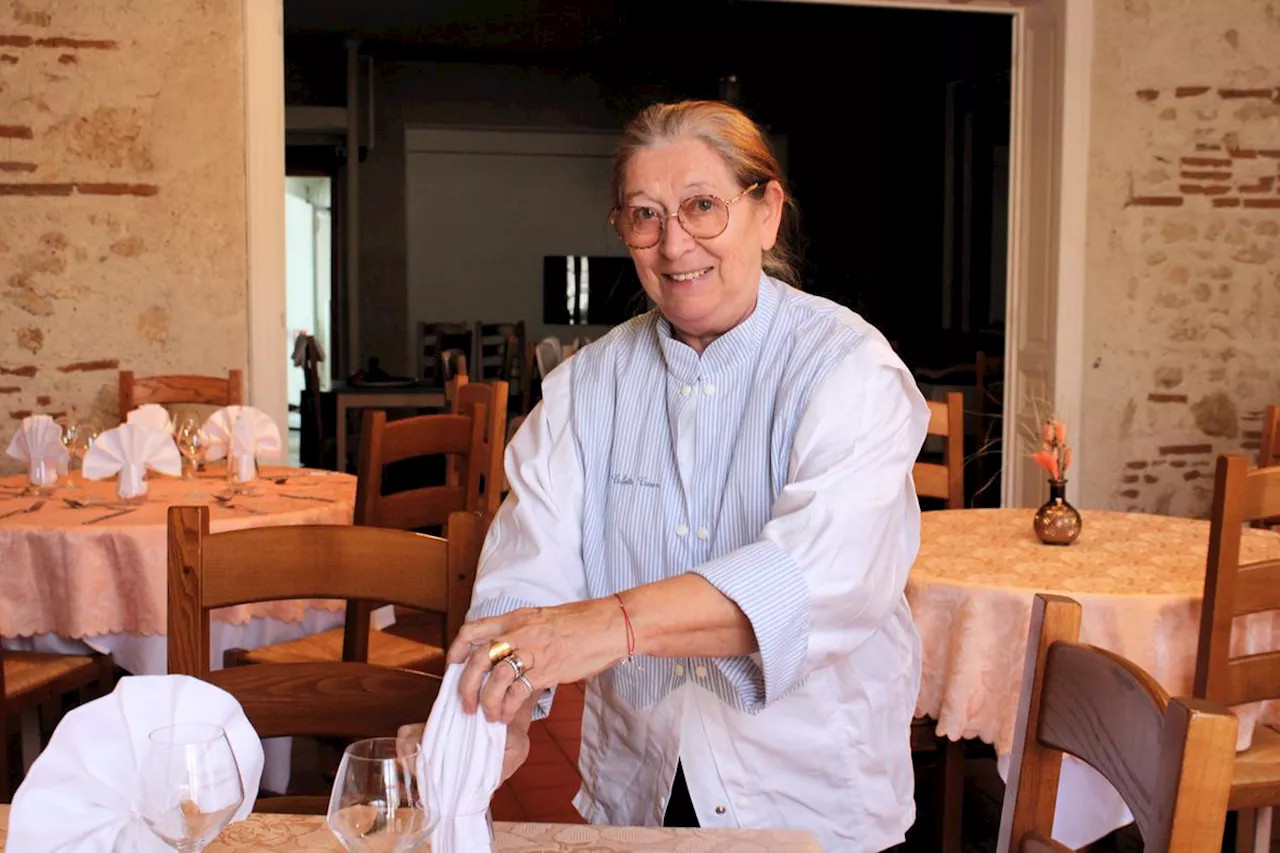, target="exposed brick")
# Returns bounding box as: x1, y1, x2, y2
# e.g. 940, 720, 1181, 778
1136, 89, 1159, 101
1159, 443, 1213, 455
1122, 475, 1140, 484
1120, 489, 1141, 498
76, 182, 159, 197
0, 54, 15, 64
56, 358, 118, 373
1128, 195, 1184, 208
1183, 470, 1203, 480
1243, 198, 1280, 208
0, 162, 36, 172
0, 183, 73, 196
0, 386, 20, 394
35, 395, 50, 406
0, 182, 160, 197
0, 366, 36, 378
1148, 393, 1188, 403
1180, 157, 1233, 167
1170, 460, 1188, 468
0, 35, 118, 49
57, 54, 76, 65
1180, 170, 1232, 180
1181, 184, 1232, 195
1213, 198, 1243, 208
1240, 177, 1276, 193
8, 410, 33, 420
1219, 87, 1276, 99
1126, 461, 1150, 470
0, 125, 33, 139
1196, 143, 1223, 151
1175, 86, 1212, 97
1143, 474, 1159, 484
